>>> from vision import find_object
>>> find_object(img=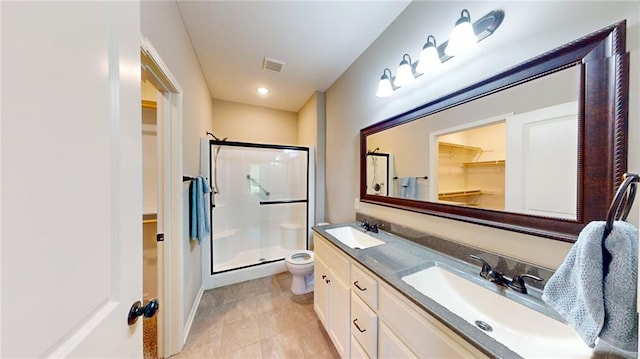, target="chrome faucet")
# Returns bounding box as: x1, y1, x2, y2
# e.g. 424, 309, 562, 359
469, 254, 506, 284
507, 273, 543, 294
469, 254, 543, 294
360, 220, 379, 233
